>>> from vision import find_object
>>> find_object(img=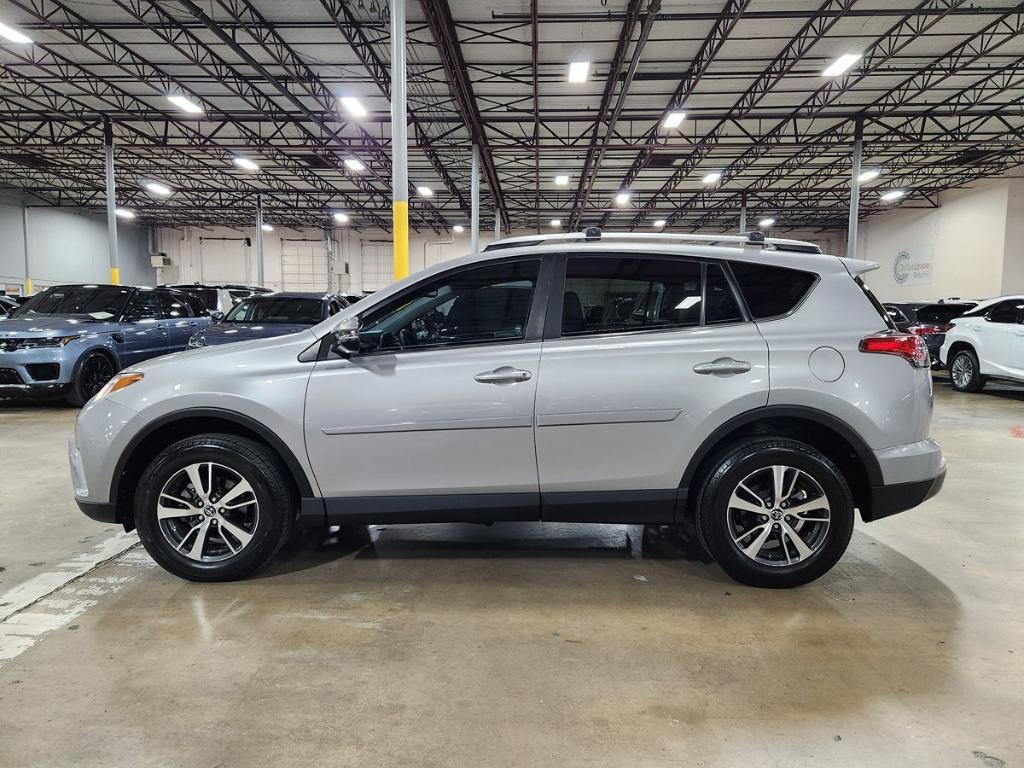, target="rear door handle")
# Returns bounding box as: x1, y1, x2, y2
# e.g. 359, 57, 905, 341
474, 366, 532, 384
693, 357, 752, 375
